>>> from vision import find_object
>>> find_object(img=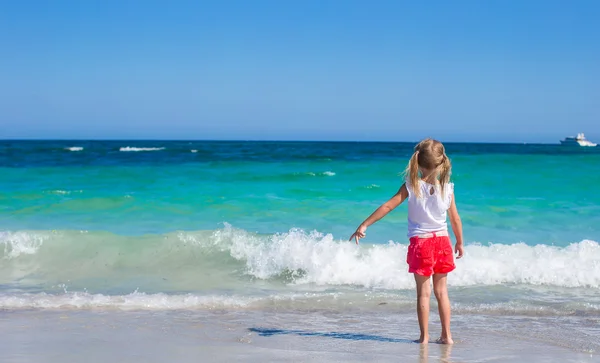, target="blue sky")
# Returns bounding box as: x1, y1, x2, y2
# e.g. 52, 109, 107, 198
0, 0, 598, 142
